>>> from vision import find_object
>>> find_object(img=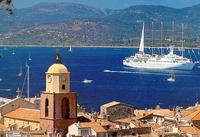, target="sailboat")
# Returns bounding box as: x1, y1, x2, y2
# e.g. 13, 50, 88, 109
69, 46, 72, 52
28, 54, 32, 61
12, 48, 15, 55
18, 65, 22, 77
123, 23, 196, 70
